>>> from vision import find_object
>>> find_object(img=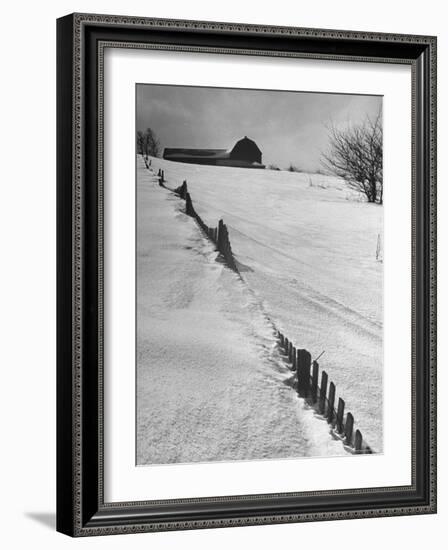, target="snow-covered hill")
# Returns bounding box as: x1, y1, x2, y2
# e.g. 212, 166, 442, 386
140, 155, 383, 454
136, 158, 345, 464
